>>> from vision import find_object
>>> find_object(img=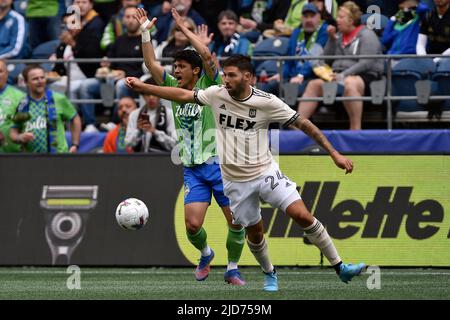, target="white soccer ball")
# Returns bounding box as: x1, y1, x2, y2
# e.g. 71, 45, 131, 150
115, 198, 149, 230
